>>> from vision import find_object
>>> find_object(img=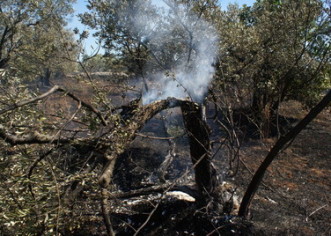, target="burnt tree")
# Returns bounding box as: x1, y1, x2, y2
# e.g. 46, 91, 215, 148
97, 98, 219, 235
0, 85, 220, 236
181, 102, 218, 202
